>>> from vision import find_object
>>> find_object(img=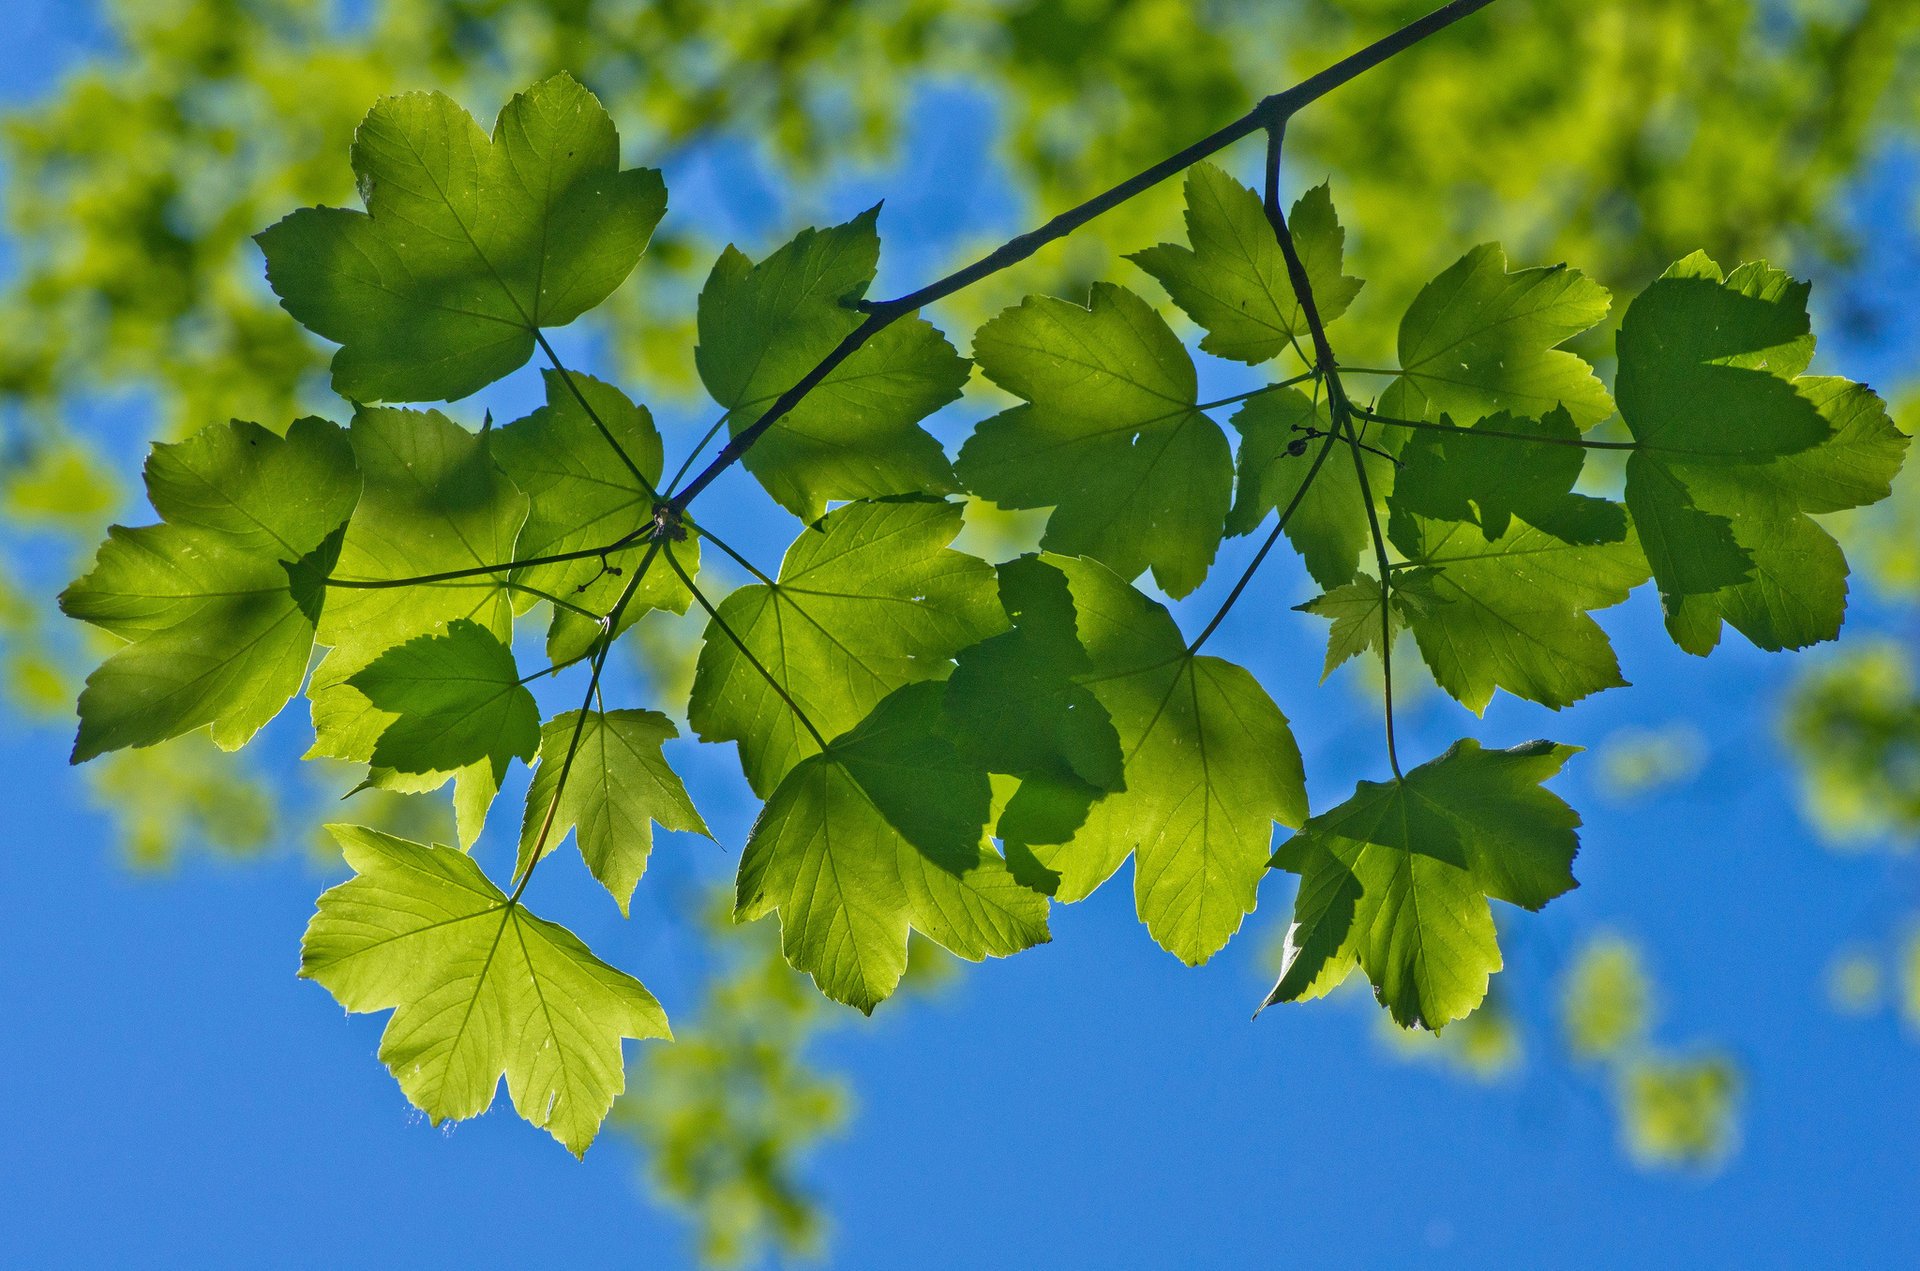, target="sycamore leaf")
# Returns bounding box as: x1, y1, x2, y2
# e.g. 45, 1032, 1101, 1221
688, 498, 1003, 796
1379, 244, 1613, 429
696, 208, 969, 520
62, 417, 358, 761
347, 618, 539, 784
1007, 555, 1307, 964
518, 709, 710, 915
736, 682, 1049, 1013
258, 73, 665, 403
490, 369, 695, 664
1387, 506, 1646, 714
1225, 386, 1395, 588
309, 405, 527, 845
1390, 408, 1626, 544
301, 825, 669, 1156
1295, 571, 1436, 681
1265, 739, 1582, 1029
959, 283, 1231, 598
1128, 165, 1361, 364
943, 554, 1125, 846
1617, 253, 1910, 654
